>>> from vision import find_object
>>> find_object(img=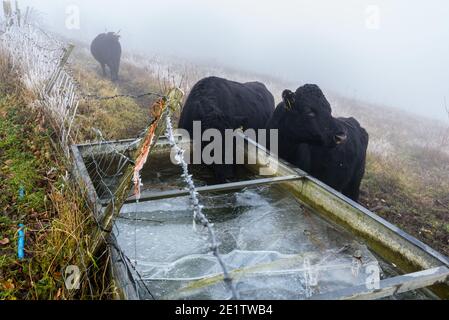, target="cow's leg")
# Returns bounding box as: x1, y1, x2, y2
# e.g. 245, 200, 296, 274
100, 63, 107, 77
112, 60, 120, 82
111, 72, 118, 82
343, 183, 361, 202
343, 168, 364, 202
212, 164, 233, 184
109, 63, 117, 81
